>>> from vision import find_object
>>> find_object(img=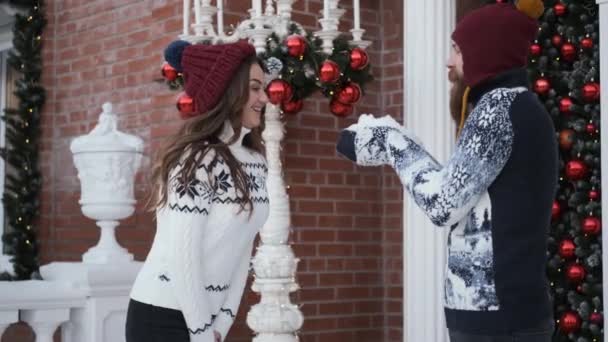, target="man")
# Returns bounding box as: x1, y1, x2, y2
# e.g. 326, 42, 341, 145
336, 1, 557, 341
